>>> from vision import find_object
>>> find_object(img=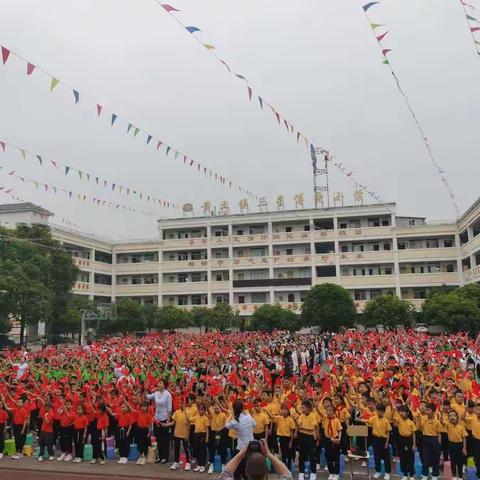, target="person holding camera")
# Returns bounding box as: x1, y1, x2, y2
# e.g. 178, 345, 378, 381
220, 439, 292, 480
